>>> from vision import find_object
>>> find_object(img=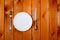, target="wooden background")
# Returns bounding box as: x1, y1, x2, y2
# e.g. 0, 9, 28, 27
0, 0, 60, 40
